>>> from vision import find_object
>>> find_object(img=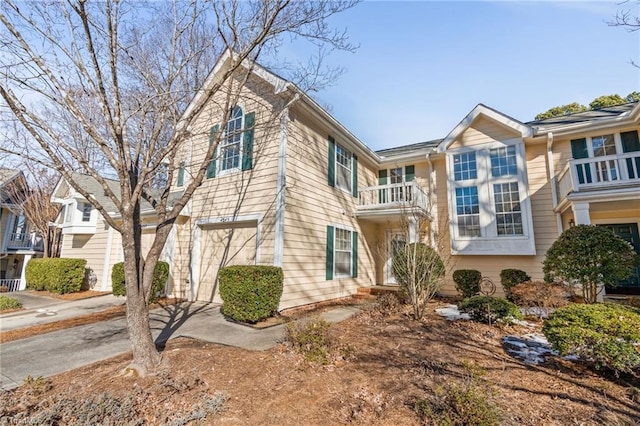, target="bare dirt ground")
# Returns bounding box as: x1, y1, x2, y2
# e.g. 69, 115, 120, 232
1, 300, 639, 425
